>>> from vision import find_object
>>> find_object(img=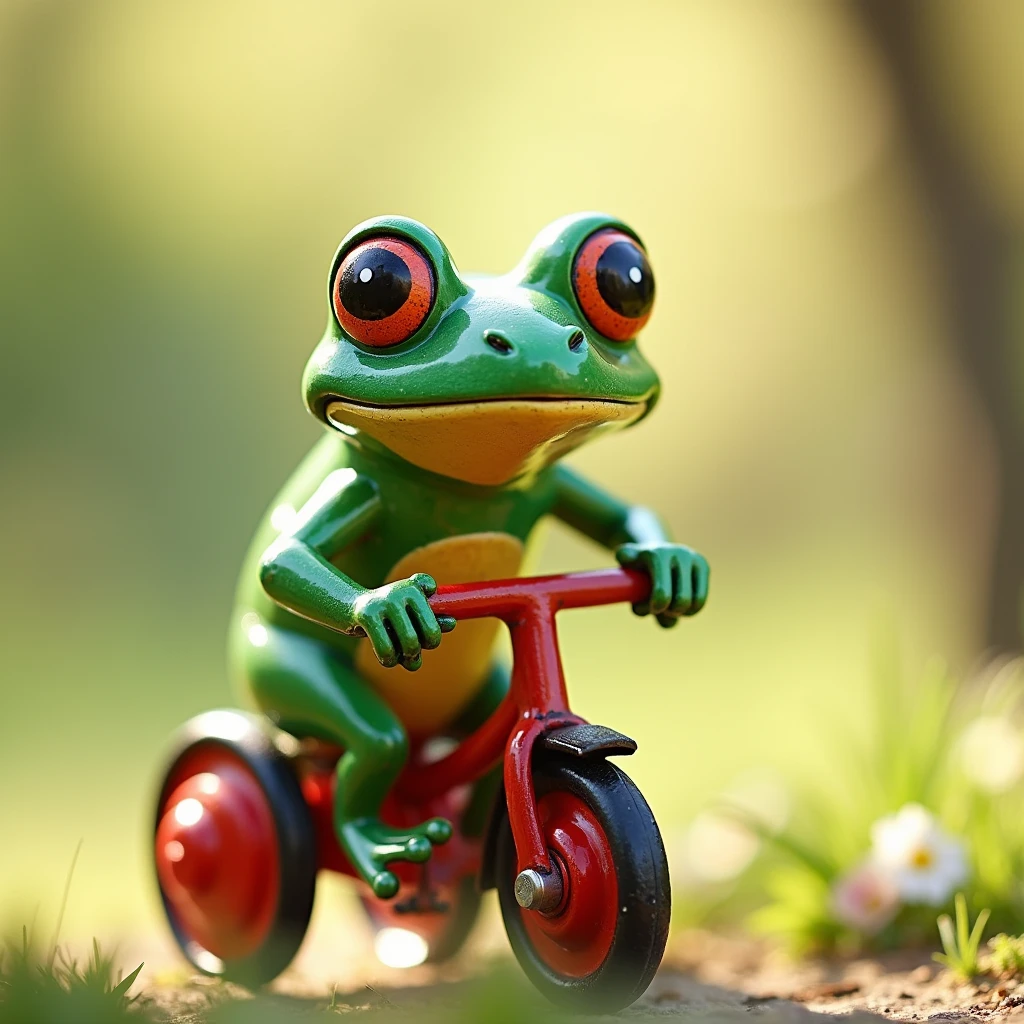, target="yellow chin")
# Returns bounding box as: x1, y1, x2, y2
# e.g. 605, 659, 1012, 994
325, 397, 646, 486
